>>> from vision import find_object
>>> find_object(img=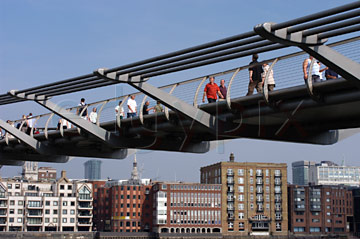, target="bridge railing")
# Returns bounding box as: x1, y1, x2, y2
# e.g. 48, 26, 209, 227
4, 36, 360, 140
